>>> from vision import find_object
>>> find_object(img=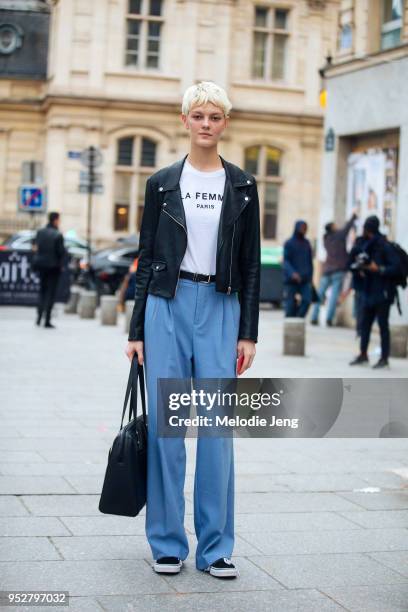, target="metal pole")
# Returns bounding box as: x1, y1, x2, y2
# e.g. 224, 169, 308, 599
86, 146, 95, 268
